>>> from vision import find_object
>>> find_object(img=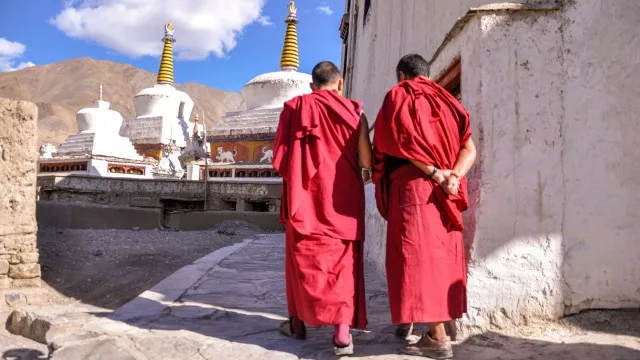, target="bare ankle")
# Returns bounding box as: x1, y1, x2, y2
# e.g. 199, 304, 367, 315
428, 322, 448, 341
